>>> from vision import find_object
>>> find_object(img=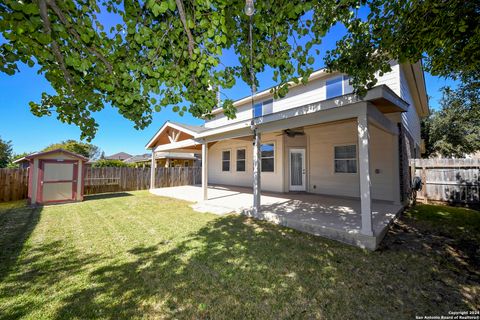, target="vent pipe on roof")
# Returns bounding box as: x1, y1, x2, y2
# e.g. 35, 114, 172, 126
217, 87, 221, 108
208, 83, 221, 109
